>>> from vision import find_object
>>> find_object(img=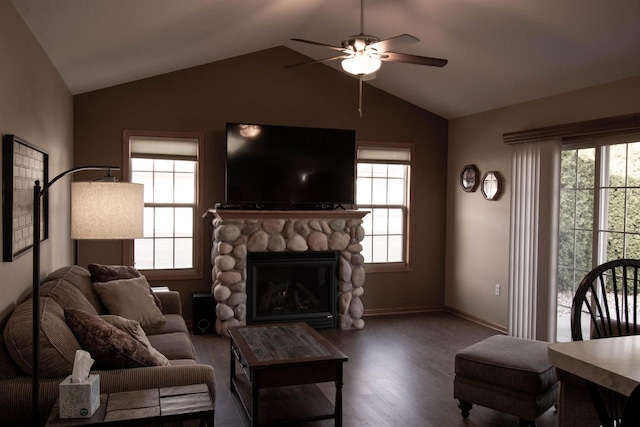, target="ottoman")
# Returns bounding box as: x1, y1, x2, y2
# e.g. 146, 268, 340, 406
454, 335, 559, 427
